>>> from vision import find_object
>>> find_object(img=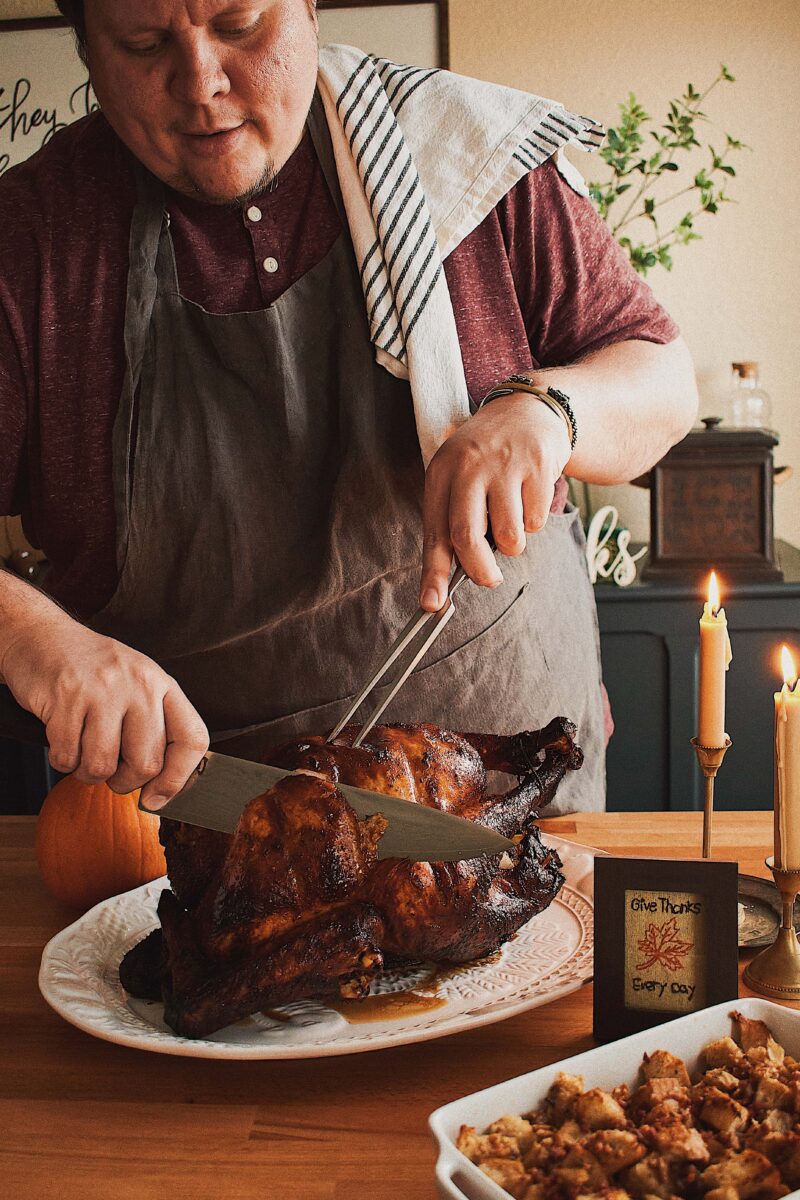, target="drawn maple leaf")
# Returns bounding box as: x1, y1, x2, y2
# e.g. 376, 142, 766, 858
636, 917, 693, 972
